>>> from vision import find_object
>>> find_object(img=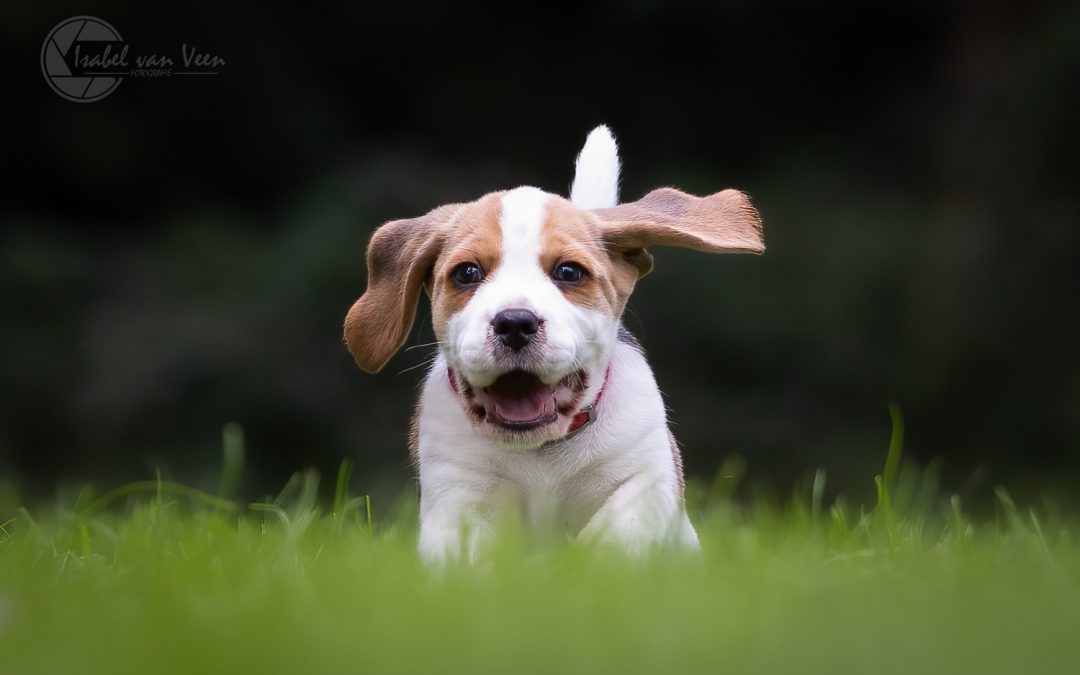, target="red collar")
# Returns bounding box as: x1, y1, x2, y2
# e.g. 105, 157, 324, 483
567, 365, 610, 434
447, 365, 611, 436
